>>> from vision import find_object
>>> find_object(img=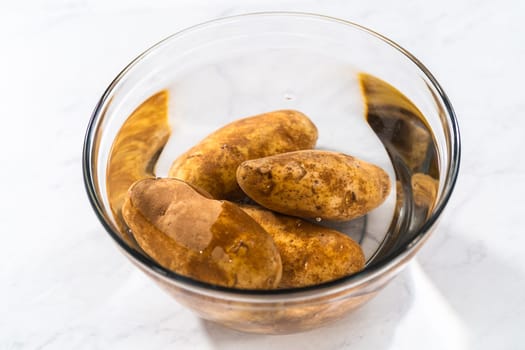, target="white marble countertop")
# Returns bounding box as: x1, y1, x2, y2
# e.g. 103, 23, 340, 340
2, 0, 524, 349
